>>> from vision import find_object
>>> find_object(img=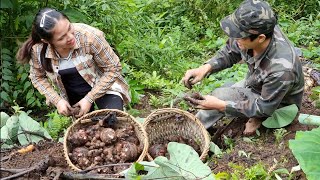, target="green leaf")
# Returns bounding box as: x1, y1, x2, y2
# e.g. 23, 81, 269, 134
0, 0, 13, 8
1, 91, 11, 102
20, 73, 28, 82
1, 48, 11, 54
2, 75, 14, 81
17, 112, 52, 145
1, 112, 10, 128
126, 142, 215, 180
17, 128, 44, 145
289, 127, 320, 180
2, 68, 13, 76
298, 114, 320, 126
27, 97, 36, 105
1, 81, 11, 92
18, 112, 41, 132
26, 89, 34, 99
209, 142, 222, 156
262, 104, 298, 128
5, 115, 19, 141
2, 61, 12, 68
1, 143, 14, 149
61, 8, 89, 23
23, 81, 31, 91
0, 125, 11, 140
13, 91, 19, 99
